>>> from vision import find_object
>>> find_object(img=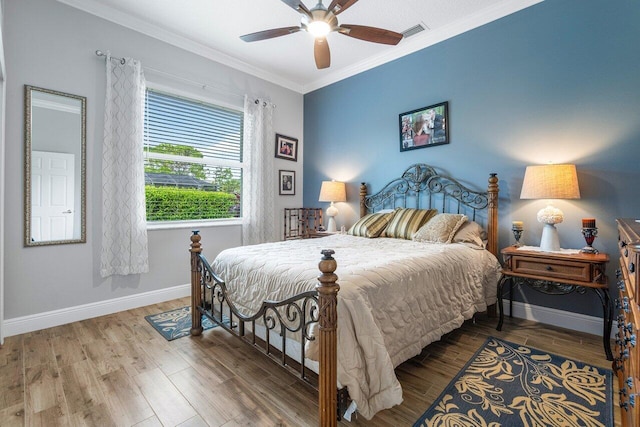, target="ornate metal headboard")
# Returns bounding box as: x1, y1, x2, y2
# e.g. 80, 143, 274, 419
358, 163, 499, 256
